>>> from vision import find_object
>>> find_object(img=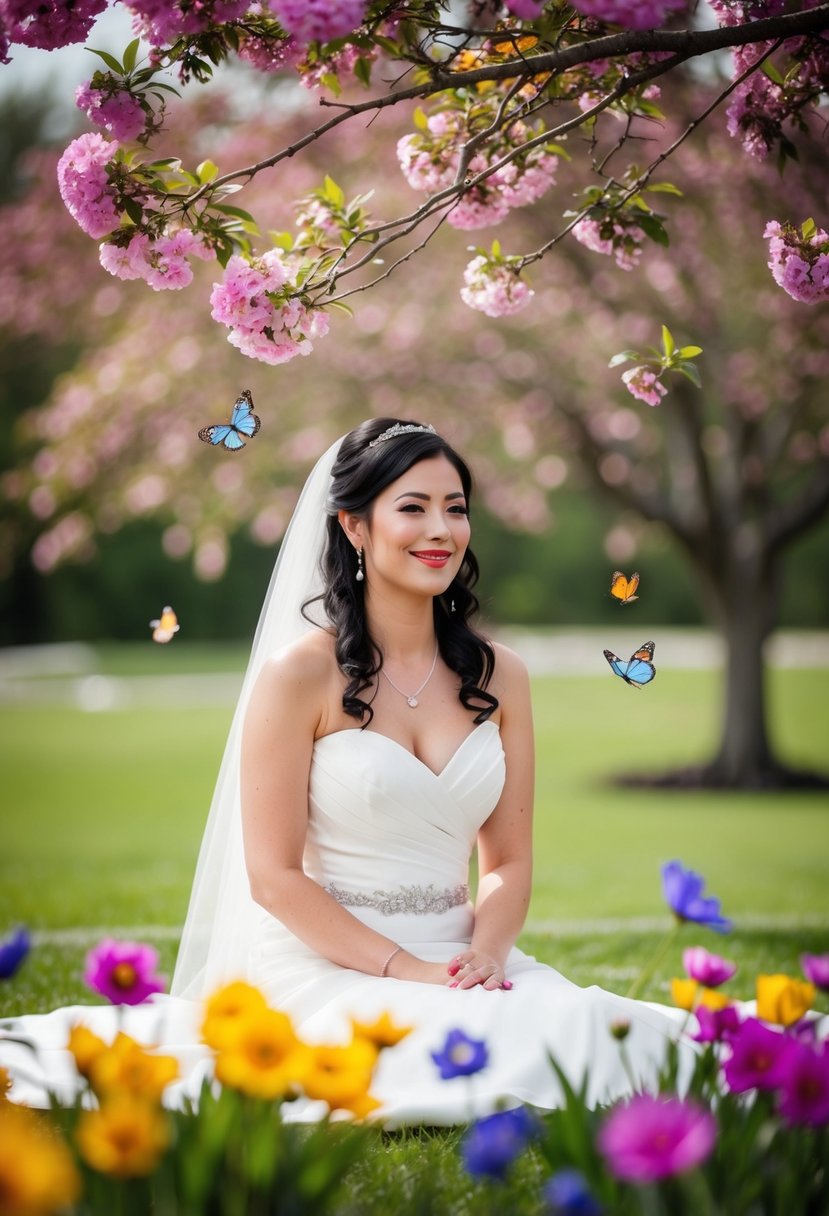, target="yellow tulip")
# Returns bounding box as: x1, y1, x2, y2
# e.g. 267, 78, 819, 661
67, 1024, 108, 1081
349, 1011, 413, 1050
756, 974, 815, 1027
303, 1038, 379, 1113
670, 979, 731, 1012
201, 979, 269, 1050
214, 1007, 313, 1100
76, 1096, 170, 1179
0, 1103, 81, 1215
87, 1032, 179, 1101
